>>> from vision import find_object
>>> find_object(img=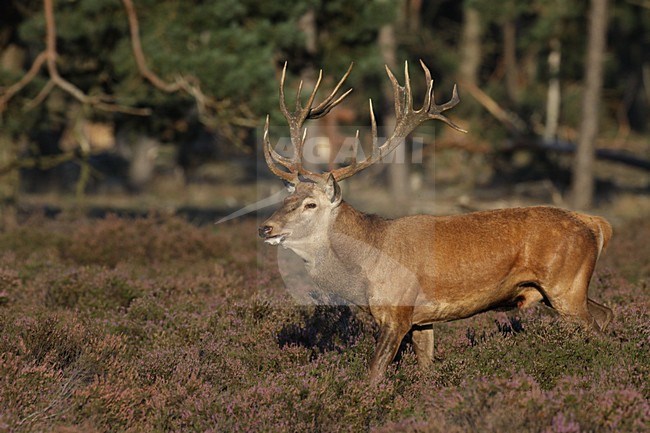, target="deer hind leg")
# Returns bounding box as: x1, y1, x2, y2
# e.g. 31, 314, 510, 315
587, 298, 614, 331
411, 326, 434, 368
543, 261, 602, 333
516, 287, 544, 309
